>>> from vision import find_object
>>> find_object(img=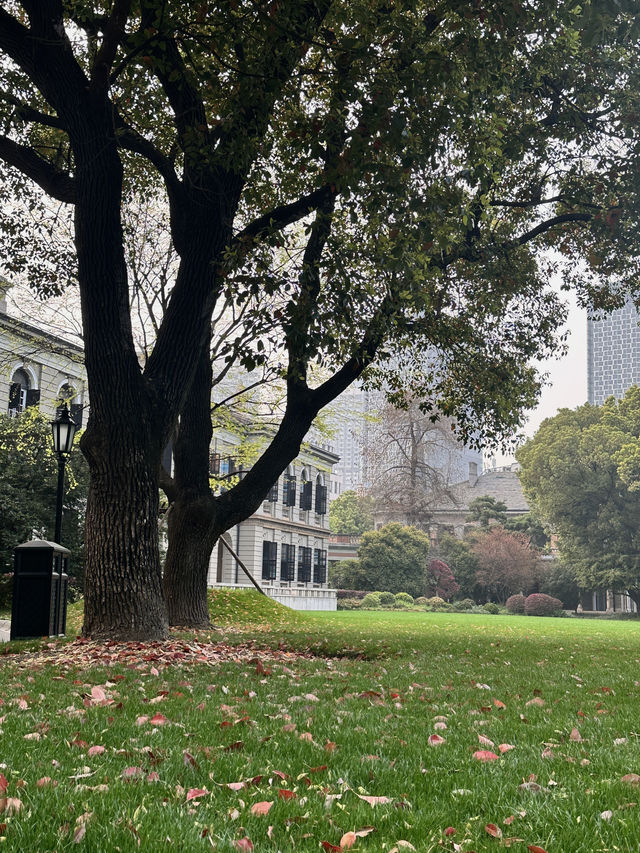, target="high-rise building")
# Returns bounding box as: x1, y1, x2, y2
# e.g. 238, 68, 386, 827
588, 298, 640, 405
